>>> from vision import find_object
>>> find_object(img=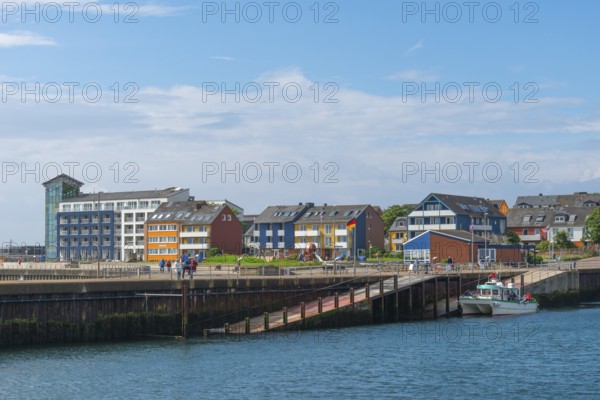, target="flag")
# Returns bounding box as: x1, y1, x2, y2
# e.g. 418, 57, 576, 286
346, 219, 356, 230
469, 224, 474, 233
